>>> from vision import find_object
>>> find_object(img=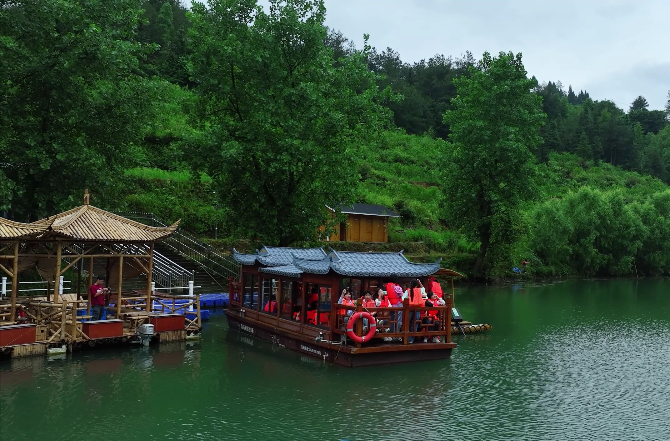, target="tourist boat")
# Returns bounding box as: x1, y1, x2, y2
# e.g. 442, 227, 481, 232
225, 246, 464, 367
